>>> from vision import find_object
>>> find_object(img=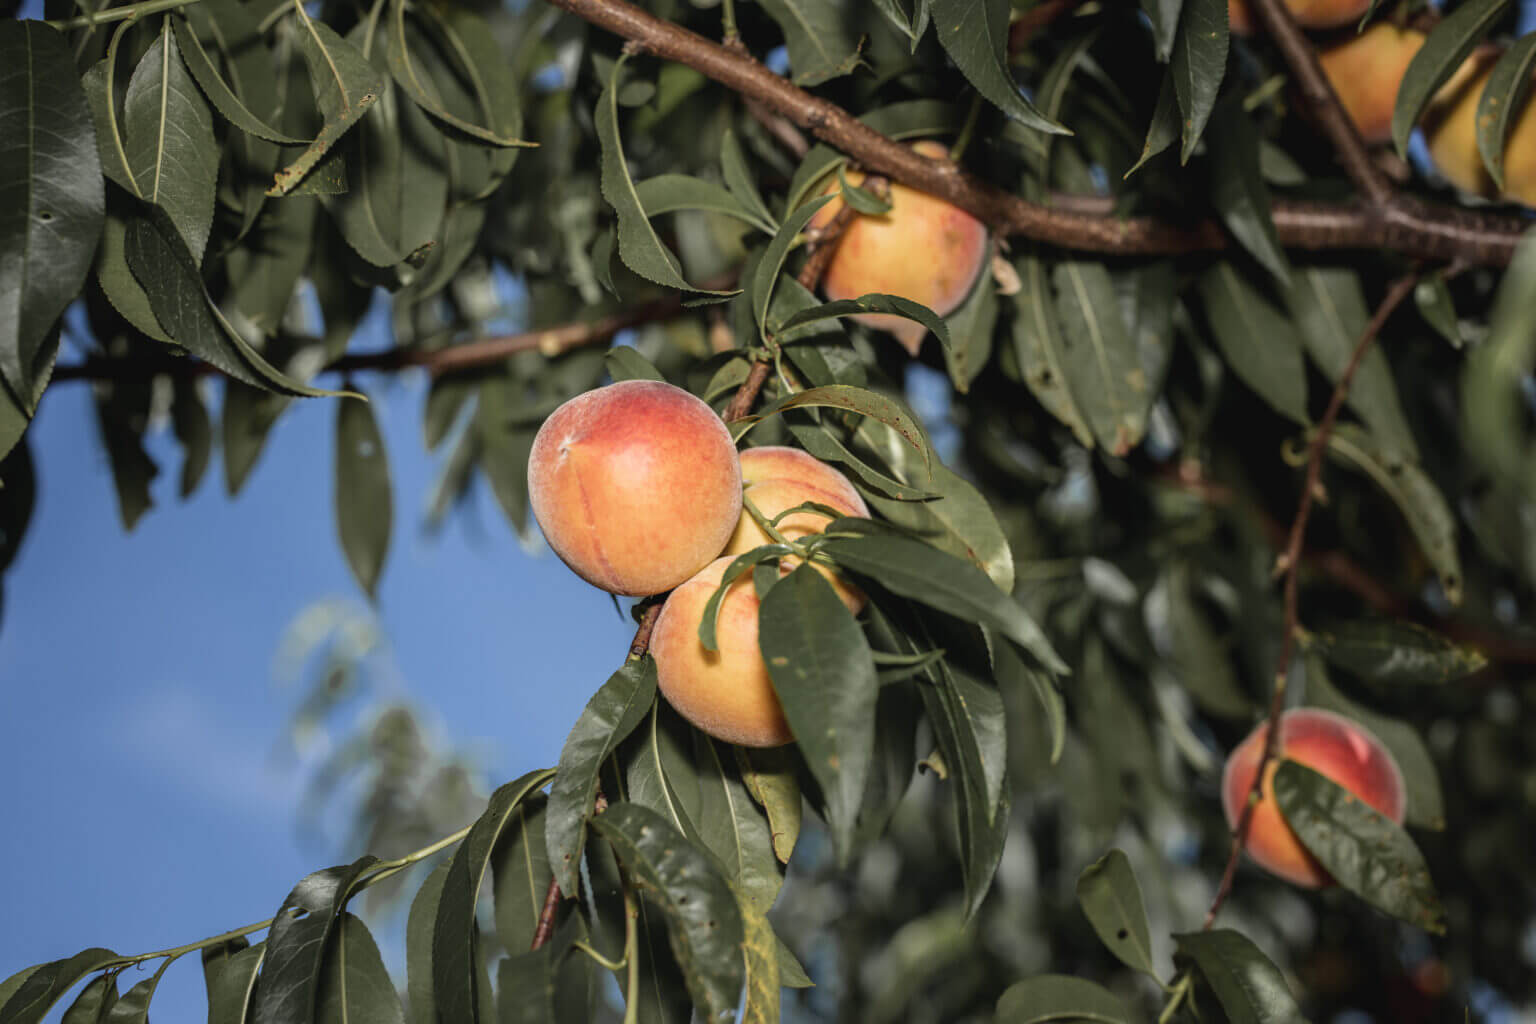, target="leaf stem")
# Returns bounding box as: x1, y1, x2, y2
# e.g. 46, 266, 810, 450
1157, 970, 1193, 1024
949, 93, 984, 163
622, 883, 641, 1024
720, 0, 738, 43
571, 940, 628, 971
46, 0, 203, 30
